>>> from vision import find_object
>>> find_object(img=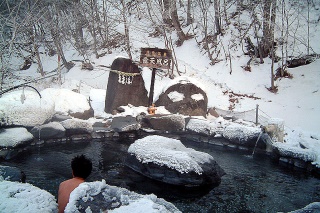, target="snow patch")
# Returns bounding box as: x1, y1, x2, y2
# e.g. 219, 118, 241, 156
168, 91, 185, 102
191, 93, 204, 101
